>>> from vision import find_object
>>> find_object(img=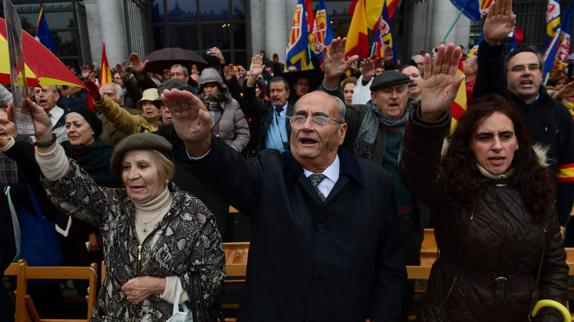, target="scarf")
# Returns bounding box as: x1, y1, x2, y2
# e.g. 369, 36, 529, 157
62, 140, 122, 188
353, 100, 410, 158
